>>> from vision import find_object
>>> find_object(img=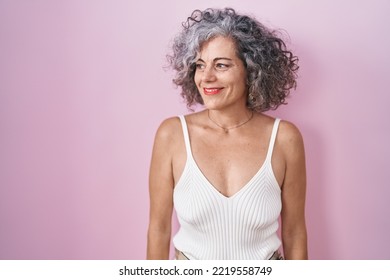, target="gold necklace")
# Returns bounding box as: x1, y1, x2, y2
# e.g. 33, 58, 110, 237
207, 110, 254, 133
